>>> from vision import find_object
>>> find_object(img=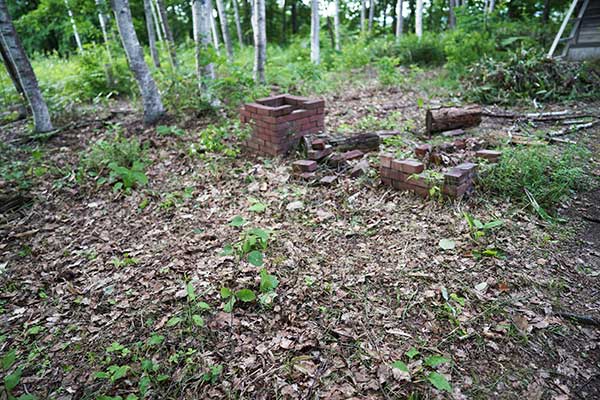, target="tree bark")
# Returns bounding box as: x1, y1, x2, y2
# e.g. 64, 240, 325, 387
415, 0, 422, 38
310, 0, 320, 64
426, 105, 482, 134
150, 0, 164, 43
448, 0, 455, 29
326, 16, 334, 49
155, 0, 178, 68
215, 0, 233, 60
208, 0, 221, 55
361, 0, 366, 32
333, 0, 340, 50
368, 0, 374, 32
0, 36, 24, 98
64, 0, 84, 53
0, 0, 53, 132
542, 0, 550, 22
291, 0, 298, 34
252, 0, 266, 82
232, 0, 244, 46
143, 0, 161, 68
328, 133, 381, 152
395, 0, 403, 39
191, 0, 215, 82
110, 0, 164, 125
95, 0, 115, 67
